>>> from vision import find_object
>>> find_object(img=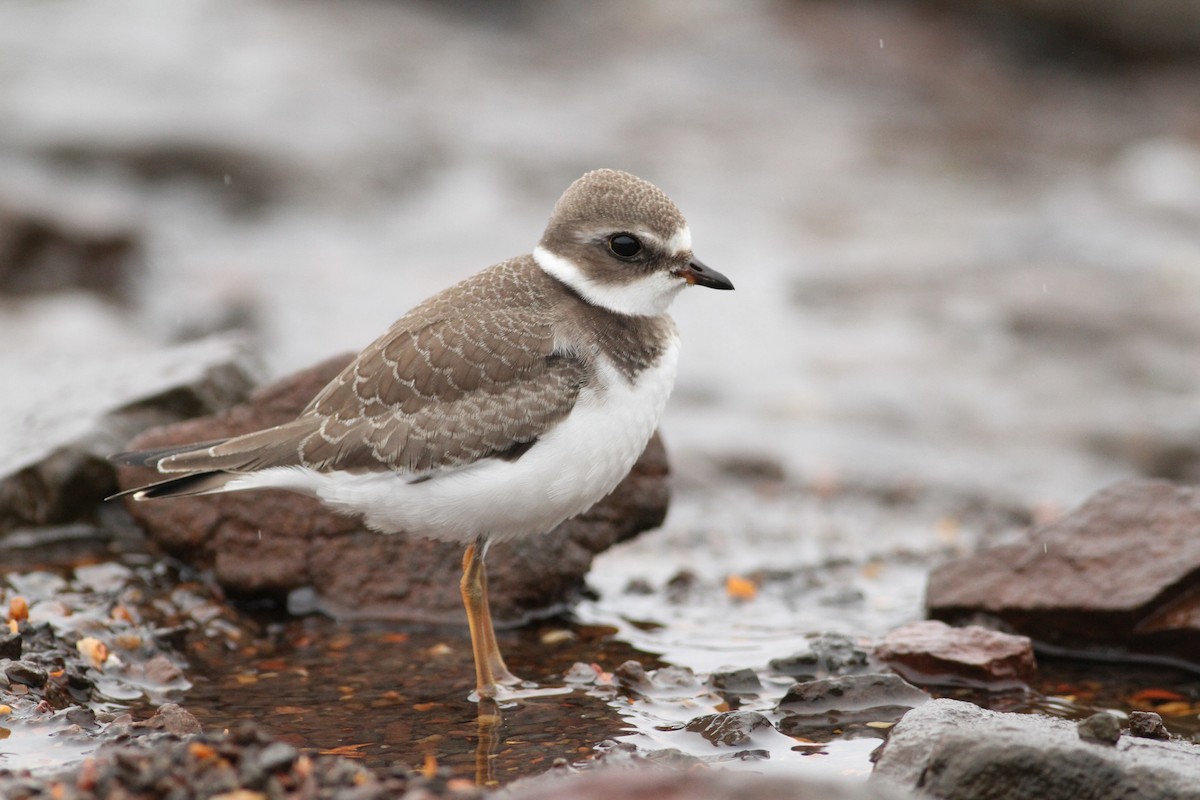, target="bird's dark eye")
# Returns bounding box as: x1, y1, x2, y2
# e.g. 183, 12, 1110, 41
608, 234, 642, 259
